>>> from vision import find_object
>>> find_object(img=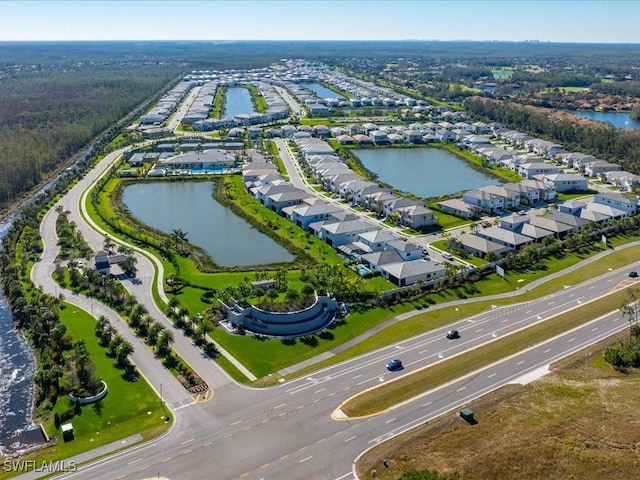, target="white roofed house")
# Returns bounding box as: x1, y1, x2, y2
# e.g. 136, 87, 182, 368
592, 192, 638, 216
370, 130, 390, 145
385, 239, 423, 261
404, 129, 425, 144
437, 198, 481, 219
256, 183, 311, 214
324, 171, 362, 193
395, 204, 438, 230
544, 211, 591, 232
541, 173, 588, 193
352, 183, 391, 207
520, 178, 557, 202
463, 189, 504, 214
561, 152, 596, 167
379, 259, 446, 287
320, 219, 377, 247
383, 196, 425, 217
449, 233, 512, 259
285, 202, 343, 231
476, 226, 533, 250
602, 170, 640, 192
357, 230, 398, 252
583, 160, 622, 178
363, 190, 398, 214
517, 162, 560, 179
339, 179, 376, 203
